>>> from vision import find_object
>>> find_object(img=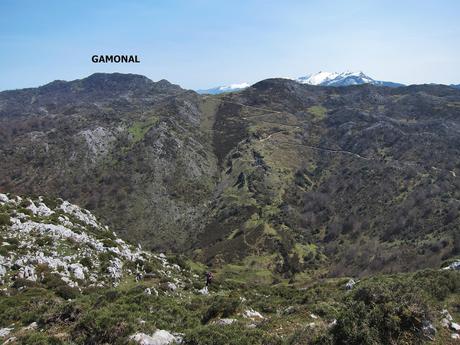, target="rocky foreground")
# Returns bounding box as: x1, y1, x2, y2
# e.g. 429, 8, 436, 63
0, 193, 184, 289
0, 194, 459, 344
